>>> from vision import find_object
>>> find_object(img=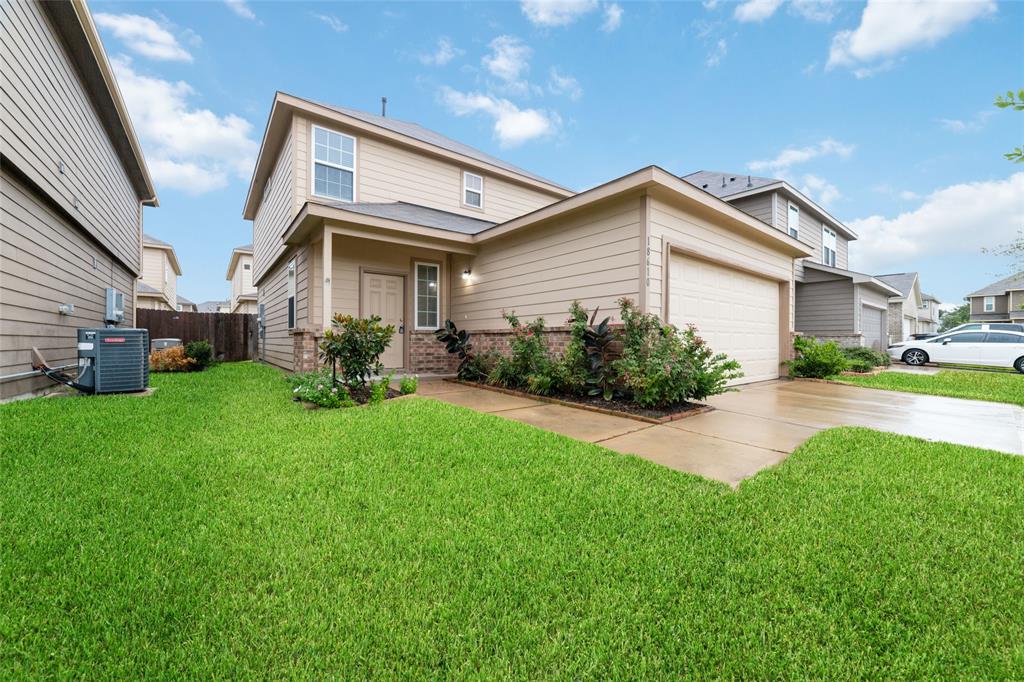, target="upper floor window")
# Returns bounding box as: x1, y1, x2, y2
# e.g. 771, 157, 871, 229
983, 296, 996, 312
463, 172, 483, 209
822, 225, 837, 267
312, 125, 355, 202
787, 202, 799, 239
